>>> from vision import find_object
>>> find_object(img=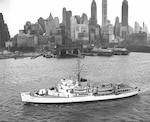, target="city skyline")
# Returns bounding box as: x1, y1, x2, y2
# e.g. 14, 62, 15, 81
0, 0, 150, 37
